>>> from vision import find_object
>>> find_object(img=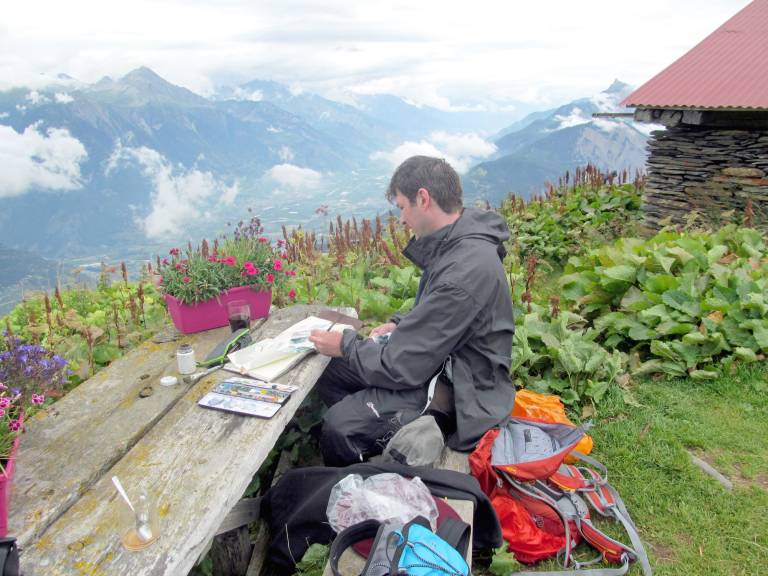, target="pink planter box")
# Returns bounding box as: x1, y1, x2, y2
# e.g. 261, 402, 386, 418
164, 287, 271, 334
0, 434, 20, 537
